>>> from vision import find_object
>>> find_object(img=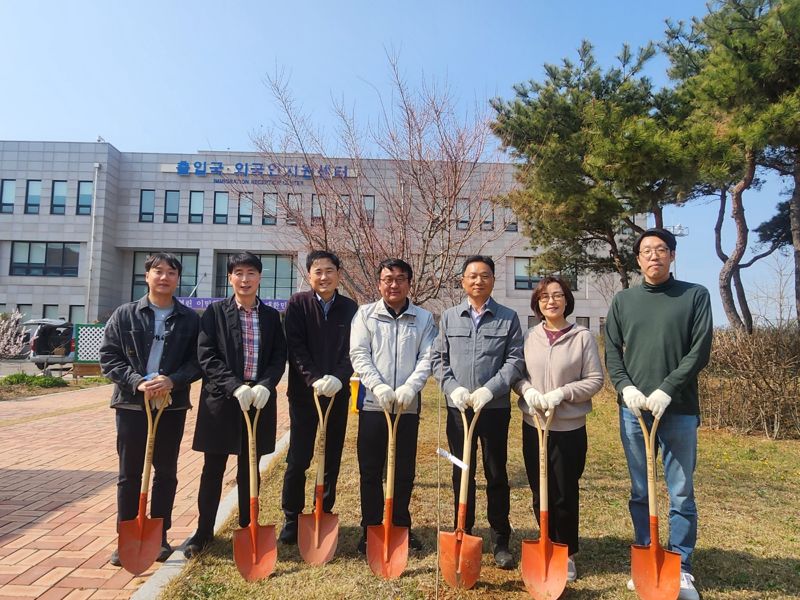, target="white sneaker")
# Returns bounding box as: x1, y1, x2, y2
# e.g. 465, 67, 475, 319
626, 578, 636, 591
566, 555, 577, 582
678, 571, 699, 600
